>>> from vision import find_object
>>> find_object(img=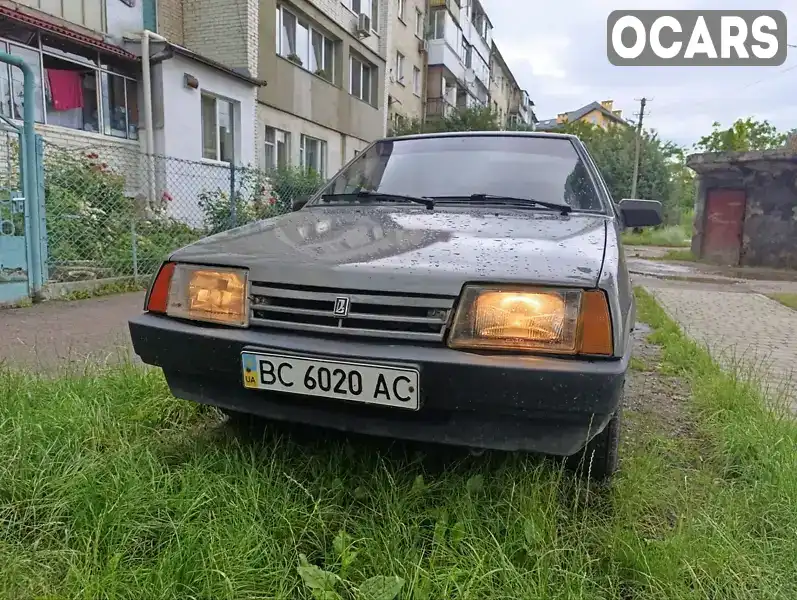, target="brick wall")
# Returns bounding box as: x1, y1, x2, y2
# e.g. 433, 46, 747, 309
157, 0, 185, 43
183, 0, 259, 77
